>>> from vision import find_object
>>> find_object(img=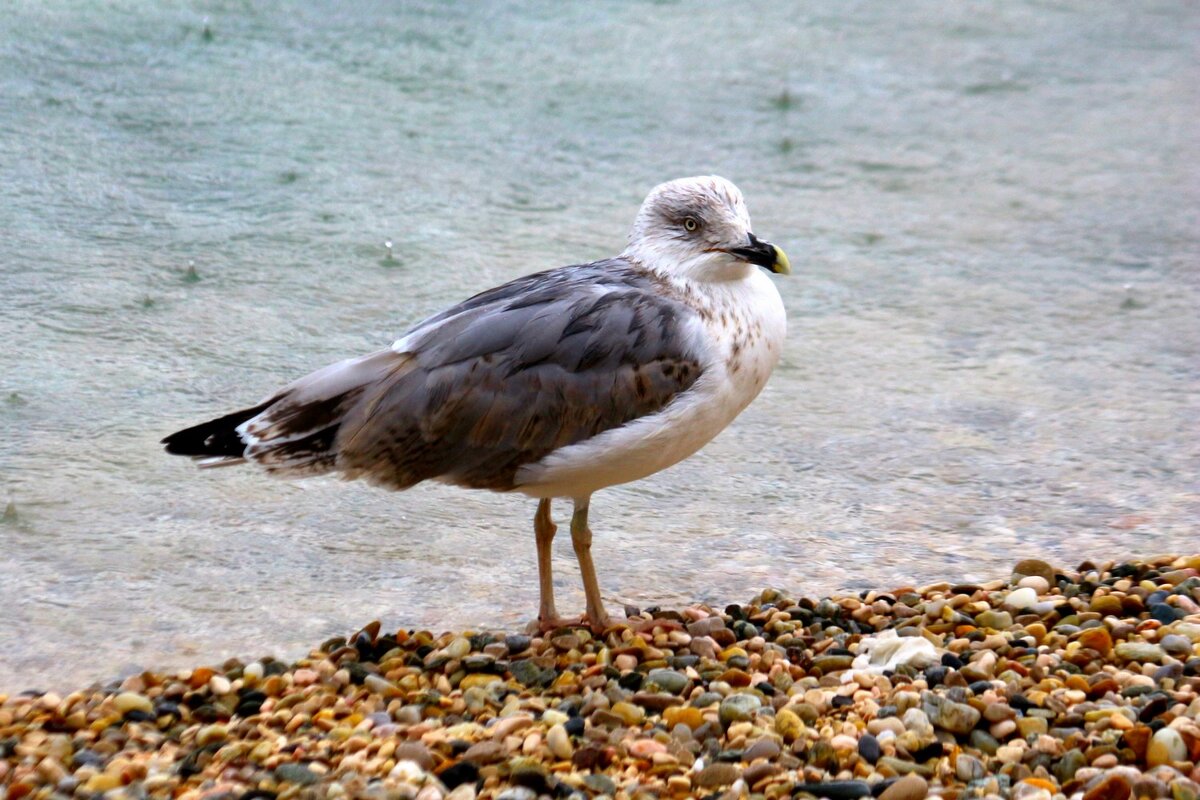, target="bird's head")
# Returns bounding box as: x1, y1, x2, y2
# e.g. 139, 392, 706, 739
624, 175, 790, 282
